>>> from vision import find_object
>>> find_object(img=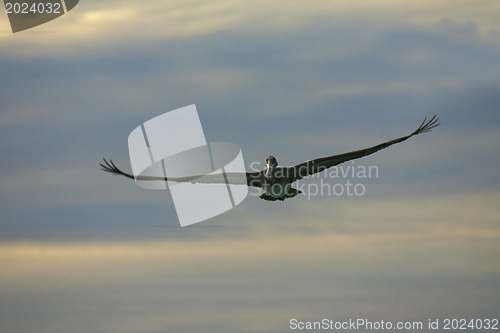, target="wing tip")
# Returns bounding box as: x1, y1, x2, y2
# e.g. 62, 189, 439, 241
100, 157, 132, 178
413, 114, 440, 135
